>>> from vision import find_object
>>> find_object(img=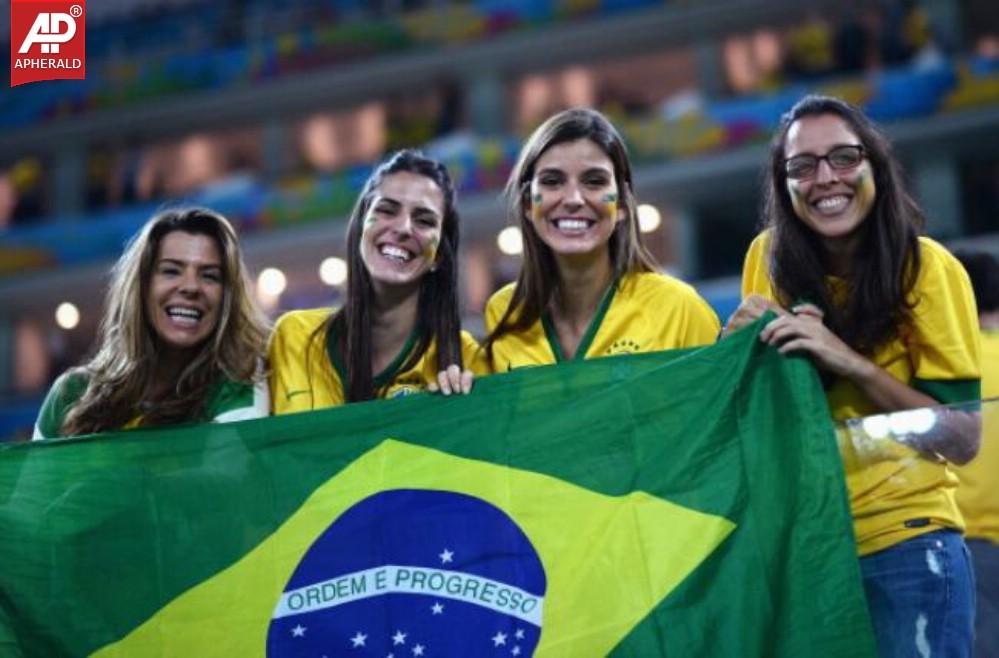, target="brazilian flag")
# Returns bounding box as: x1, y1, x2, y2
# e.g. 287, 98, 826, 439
0, 322, 877, 657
